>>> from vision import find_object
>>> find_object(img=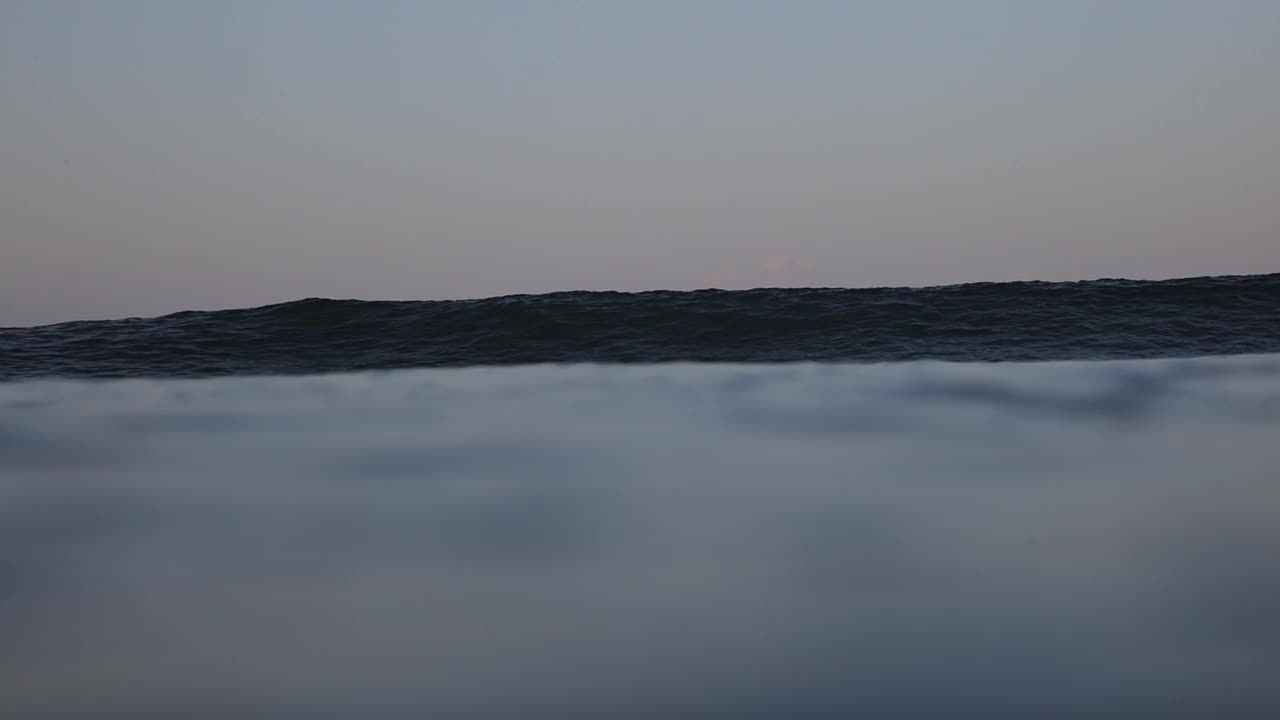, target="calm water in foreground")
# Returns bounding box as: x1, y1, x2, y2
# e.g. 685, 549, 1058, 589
2, 356, 1279, 717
